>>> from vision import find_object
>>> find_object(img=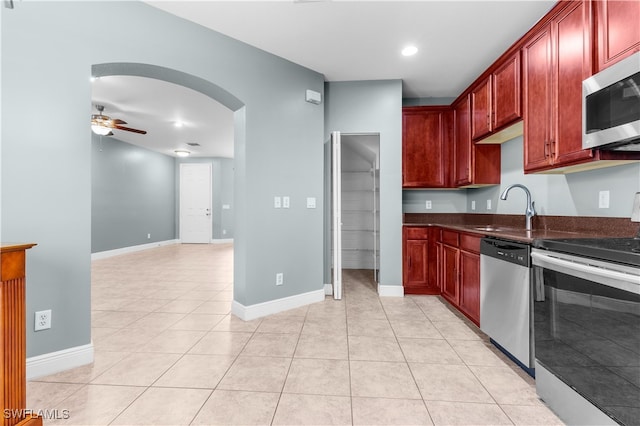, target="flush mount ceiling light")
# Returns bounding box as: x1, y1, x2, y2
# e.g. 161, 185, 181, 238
174, 121, 184, 128
401, 45, 418, 57
174, 150, 190, 157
